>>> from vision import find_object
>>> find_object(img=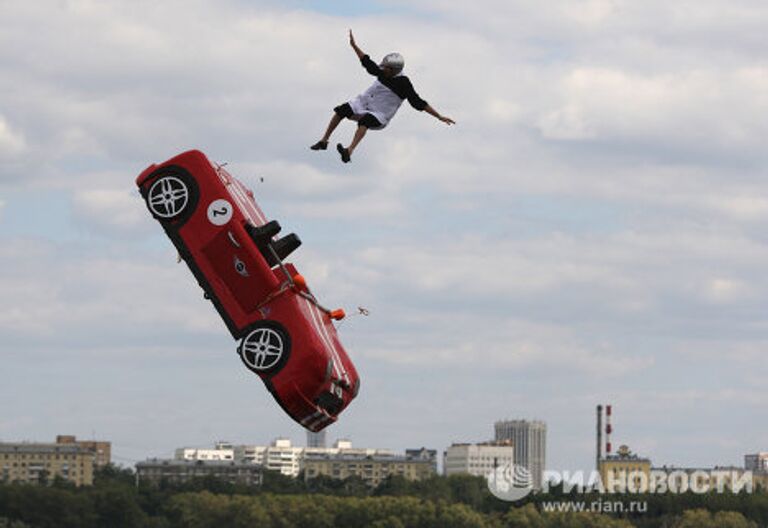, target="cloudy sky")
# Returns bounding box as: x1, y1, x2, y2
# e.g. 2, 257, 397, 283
1, 0, 767, 472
